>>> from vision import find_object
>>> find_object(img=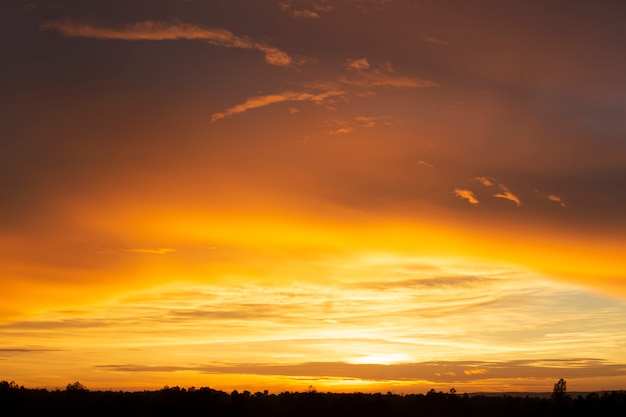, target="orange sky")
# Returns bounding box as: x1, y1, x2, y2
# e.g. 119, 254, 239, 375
2, 0, 626, 393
